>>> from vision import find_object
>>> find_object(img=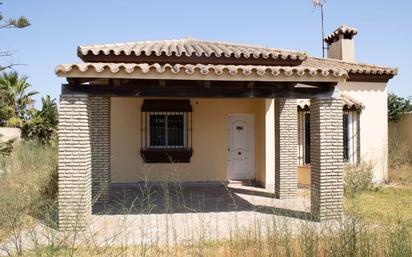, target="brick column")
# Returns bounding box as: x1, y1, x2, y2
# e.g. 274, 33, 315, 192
90, 97, 111, 203
274, 99, 298, 199
58, 95, 92, 230
310, 98, 344, 221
